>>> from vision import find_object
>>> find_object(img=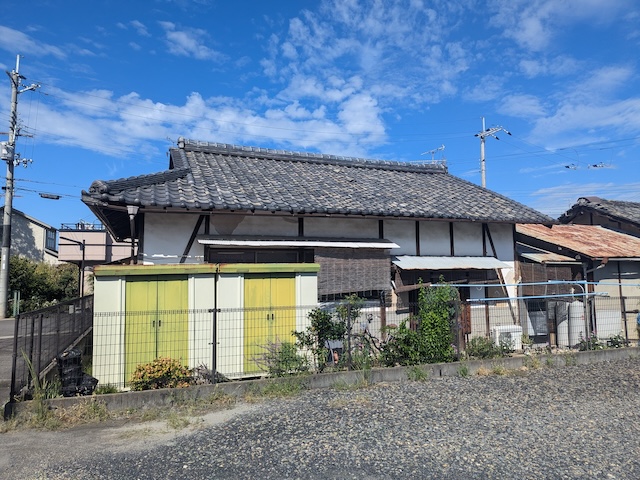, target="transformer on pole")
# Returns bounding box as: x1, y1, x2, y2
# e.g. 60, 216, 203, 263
0, 55, 39, 318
